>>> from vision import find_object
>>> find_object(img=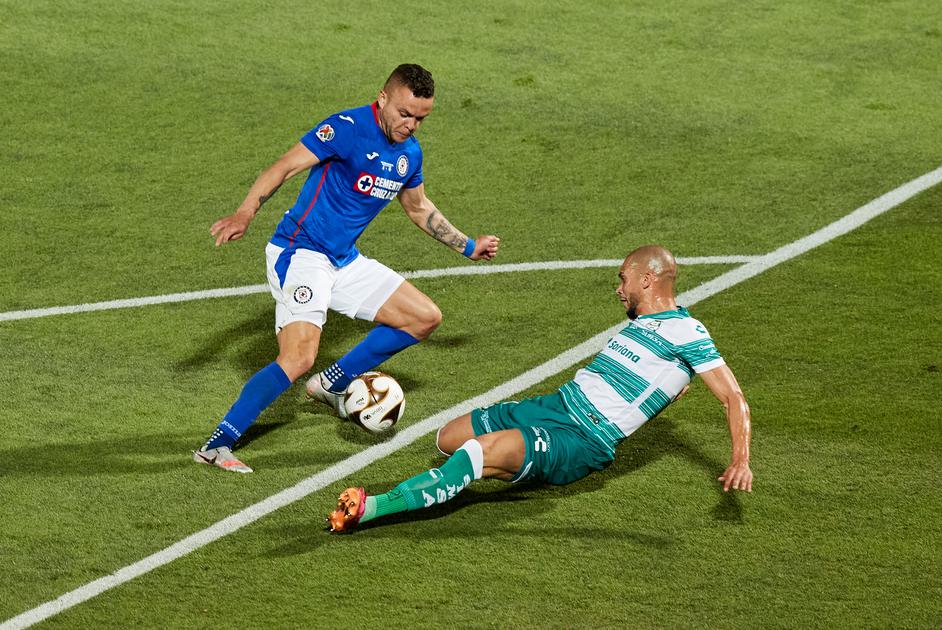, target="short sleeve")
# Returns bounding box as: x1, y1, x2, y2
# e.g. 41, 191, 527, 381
675, 320, 726, 373
404, 149, 423, 189
300, 115, 356, 162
